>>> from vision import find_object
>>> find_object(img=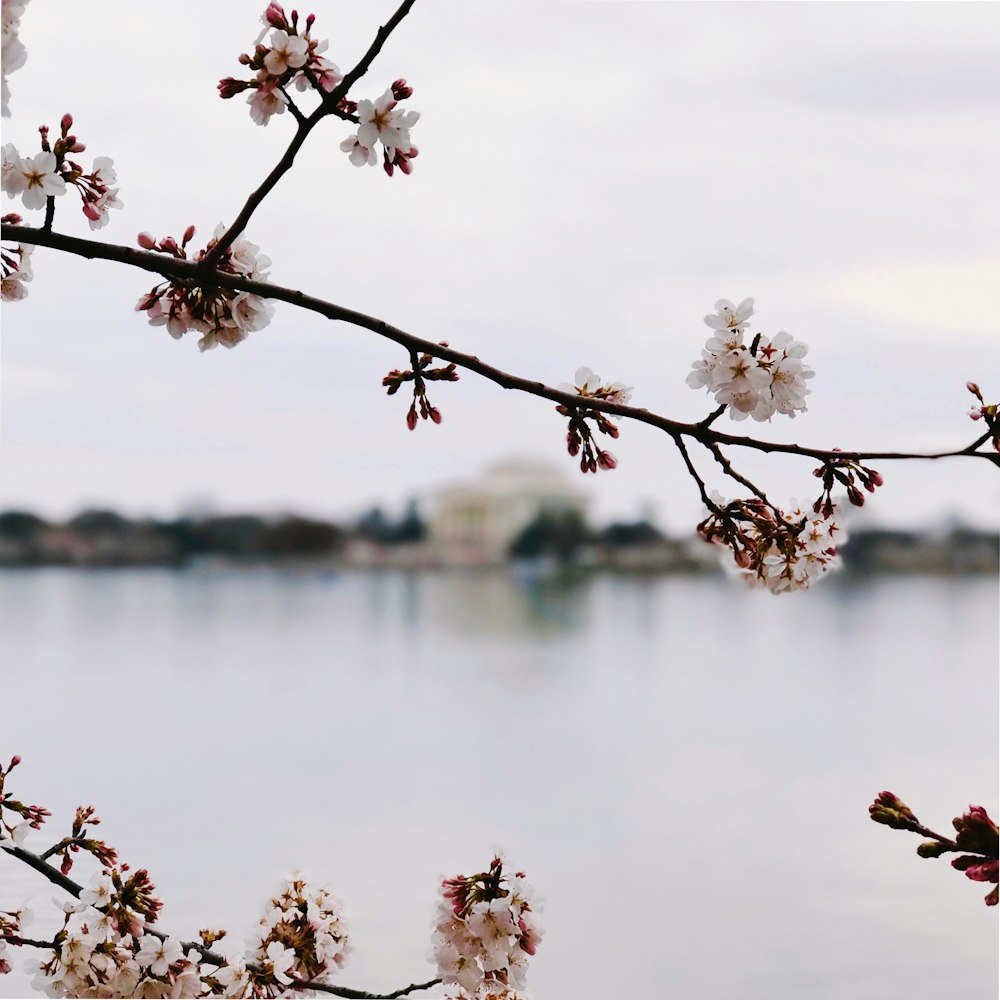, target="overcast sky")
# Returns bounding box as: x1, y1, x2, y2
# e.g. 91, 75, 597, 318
2, 1, 999, 533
